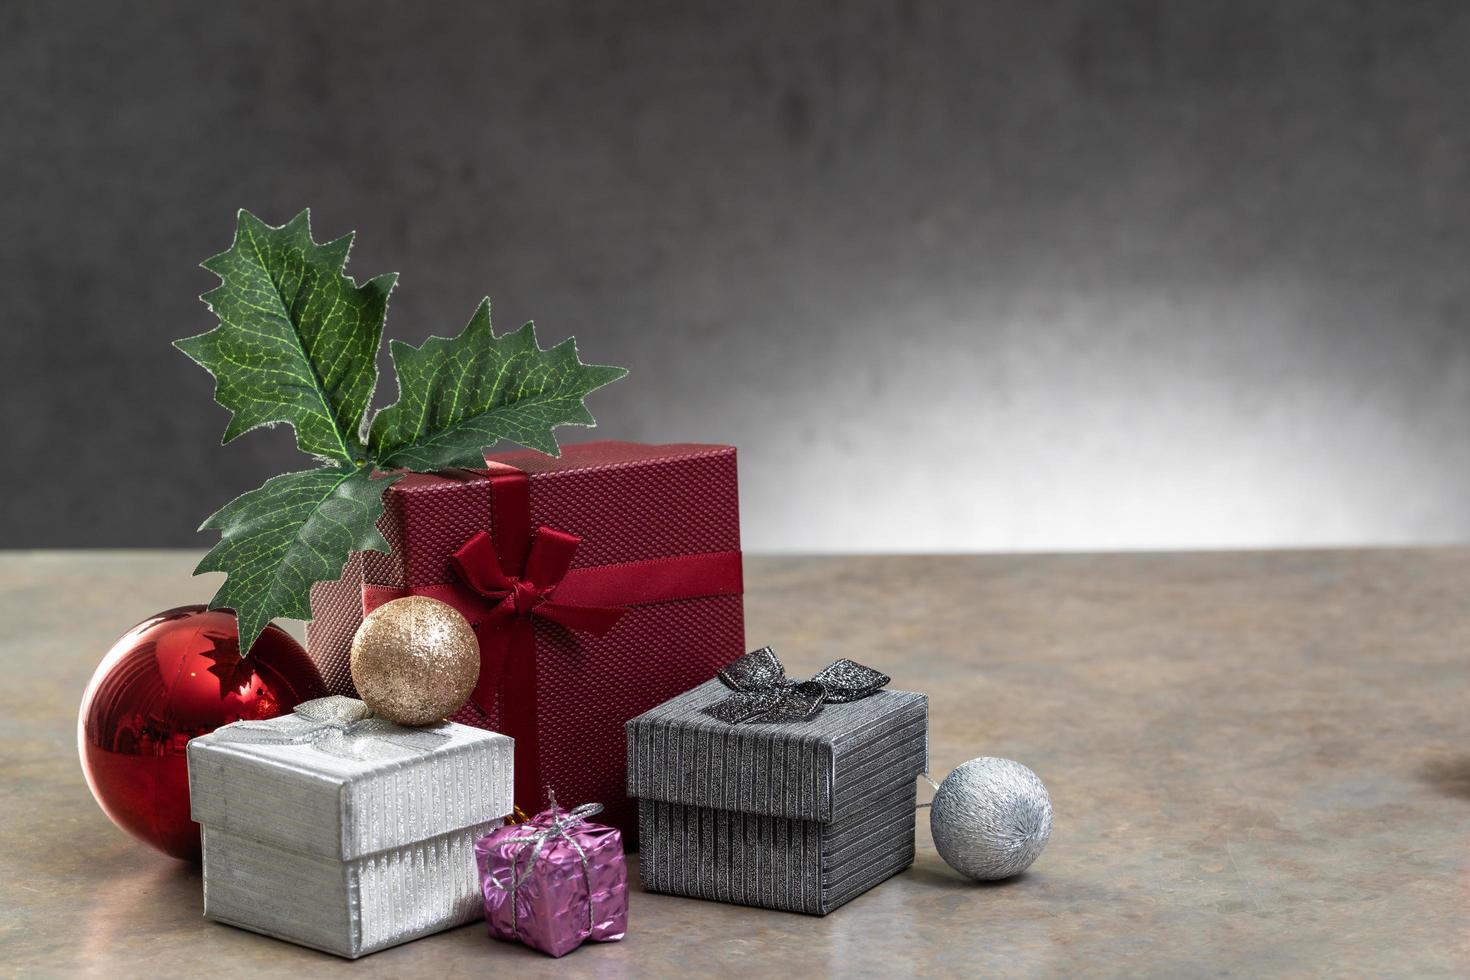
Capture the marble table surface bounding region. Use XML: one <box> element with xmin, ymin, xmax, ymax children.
<box><xmin>2</xmin><ymin>549</ymin><xmax>1467</xmax><ymax>977</ymax></box>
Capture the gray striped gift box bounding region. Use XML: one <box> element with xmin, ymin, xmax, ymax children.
<box><xmin>188</xmin><ymin>697</ymin><xmax>514</xmax><ymax>958</ymax></box>
<box><xmin>626</xmin><ymin>678</ymin><xmax>928</xmax><ymax>914</ymax></box>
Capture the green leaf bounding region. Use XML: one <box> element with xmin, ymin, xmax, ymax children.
<box><xmin>175</xmin><ymin>209</ymin><xmax>396</xmax><ymax>464</ymax></box>
<box><xmin>195</xmin><ymin>466</ymin><xmax>401</xmax><ymax>653</ymax></box>
<box><xmin>368</xmin><ymin>300</ymin><xmax>627</xmax><ymax>470</ymax></box>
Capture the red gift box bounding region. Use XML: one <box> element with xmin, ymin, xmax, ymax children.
<box><xmin>307</xmin><ymin>442</ymin><xmax>744</xmax><ymax>843</ymax></box>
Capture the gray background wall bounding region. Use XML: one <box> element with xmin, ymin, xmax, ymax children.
<box><xmin>5</xmin><ymin>1</ymin><xmax>1470</xmax><ymax>553</ymax></box>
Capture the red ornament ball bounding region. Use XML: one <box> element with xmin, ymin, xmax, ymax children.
<box><xmin>77</xmin><ymin>605</ymin><xmax>326</xmax><ymax>860</ymax></box>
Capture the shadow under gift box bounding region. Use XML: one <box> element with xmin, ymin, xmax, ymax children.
<box><xmin>307</xmin><ymin>442</ymin><xmax>745</xmax><ymax>845</ymax></box>
<box><xmin>627</xmin><ymin>680</ymin><xmax>929</xmax><ymax>915</ymax></box>
<box><xmin>187</xmin><ymin>698</ymin><xmax>515</xmax><ymax>958</ymax></box>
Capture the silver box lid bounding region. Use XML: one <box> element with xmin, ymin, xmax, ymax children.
<box><xmin>188</xmin><ymin>696</ymin><xmax>514</xmax><ymax>861</ymax></box>
<box><xmin>626</xmin><ymin>679</ymin><xmax>927</xmax><ymax>823</ymax></box>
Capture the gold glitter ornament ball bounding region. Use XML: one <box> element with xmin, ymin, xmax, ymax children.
<box><xmin>349</xmin><ymin>596</ymin><xmax>480</xmax><ymax>726</ymax></box>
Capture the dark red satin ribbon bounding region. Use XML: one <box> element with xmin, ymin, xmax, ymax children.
<box><xmin>448</xmin><ymin>526</ymin><xmax>628</xmax><ymax>707</ymax></box>
<box><xmin>361</xmin><ymin>461</ymin><xmax>742</xmax><ymax>812</ymax></box>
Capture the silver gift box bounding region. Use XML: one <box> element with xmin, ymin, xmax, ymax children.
<box><xmin>187</xmin><ymin>696</ymin><xmax>514</xmax><ymax>958</ymax></box>
<box><xmin>627</xmin><ymin>678</ymin><xmax>927</xmax><ymax>915</ymax></box>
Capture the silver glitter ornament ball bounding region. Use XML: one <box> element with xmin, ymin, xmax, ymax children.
<box><xmin>930</xmin><ymin>757</ymin><xmax>1052</xmax><ymax>880</ymax></box>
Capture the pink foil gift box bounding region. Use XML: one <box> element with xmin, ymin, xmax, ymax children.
<box><xmin>475</xmin><ymin>799</ymin><xmax>628</xmax><ymax>958</ymax></box>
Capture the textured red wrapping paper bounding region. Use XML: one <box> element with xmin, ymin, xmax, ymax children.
<box><xmin>307</xmin><ymin>442</ymin><xmax>744</xmax><ymax>843</ymax></box>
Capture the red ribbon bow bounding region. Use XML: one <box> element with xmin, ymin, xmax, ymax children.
<box><xmin>449</xmin><ymin>527</ymin><xmax>627</xmax><ymax>712</ymax></box>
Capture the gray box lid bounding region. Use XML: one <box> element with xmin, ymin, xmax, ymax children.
<box><xmin>626</xmin><ymin>678</ymin><xmax>927</xmax><ymax>824</ymax></box>
<box><xmin>188</xmin><ymin>697</ymin><xmax>514</xmax><ymax>861</ymax></box>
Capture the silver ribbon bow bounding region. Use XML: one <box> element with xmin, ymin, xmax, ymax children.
<box><xmin>485</xmin><ymin>791</ymin><xmax>604</xmax><ymax>938</ymax></box>
<box><xmin>210</xmin><ymin>695</ymin><xmax>449</xmax><ymax>761</ymax></box>
<box><xmin>703</xmin><ymin>646</ymin><xmax>891</xmax><ymax>724</ymax></box>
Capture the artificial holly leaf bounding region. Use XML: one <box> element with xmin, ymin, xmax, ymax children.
<box><xmin>194</xmin><ymin>465</ymin><xmax>402</xmax><ymax>653</ymax></box>
<box><xmin>368</xmin><ymin>300</ymin><xmax>627</xmax><ymax>470</ymax></box>
<box><xmin>175</xmin><ymin>209</ymin><xmax>396</xmax><ymax>465</ymax></box>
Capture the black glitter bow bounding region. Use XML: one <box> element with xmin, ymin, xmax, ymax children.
<box><xmin>703</xmin><ymin>646</ymin><xmax>891</xmax><ymax>724</ymax></box>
